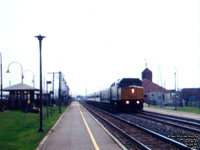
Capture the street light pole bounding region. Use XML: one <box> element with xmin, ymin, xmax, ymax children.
<box><xmin>174</xmin><ymin>68</ymin><xmax>177</xmax><ymax>110</ymax></box>
<box><xmin>48</xmin><ymin>72</ymin><xmax>55</xmax><ymax>100</ymax></box>
<box><xmin>46</xmin><ymin>81</ymin><xmax>52</xmax><ymax>118</ymax></box>
<box><xmin>48</xmin><ymin>71</ymin><xmax>63</xmax><ymax>113</ymax></box>
<box><xmin>6</xmin><ymin>61</ymin><xmax>24</xmax><ymax>83</ymax></box>
<box><xmin>59</xmin><ymin>71</ymin><xmax>62</xmax><ymax>114</ymax></box>
<box><xmin>148</xmin><ymin>82</ymin><xmax>150</xmax><ymax>107</ymax></box>
<box><xmin>35</xmin><ymin>34</ymin><xmax>46</xmax><ymax>132</ymax></box>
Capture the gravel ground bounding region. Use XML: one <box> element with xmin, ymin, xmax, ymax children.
<box><xmin>117</xmin><ymin>113</ymin><xmax>200</xmax><ymax>149</ymax></box>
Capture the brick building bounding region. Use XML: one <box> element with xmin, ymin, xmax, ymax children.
<box><xmin>180</xmin><ymin>88</ymin><xmax>200</xmax><ymax>107</ymax></box>
<box><xmin>142</xmin><ymin>67</ymin><xmax>170</xmax><ymax>106</ymax></box>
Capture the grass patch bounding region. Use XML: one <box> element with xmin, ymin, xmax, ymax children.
<box><xmin>176</xmin><ymin>107</ymin><xmax>200</xmax><ymax>114</ymax></box>
<box><xmin>0</xmin><ymin>106</ymin><xmax>67</xmax><ymax>150</ymax></box>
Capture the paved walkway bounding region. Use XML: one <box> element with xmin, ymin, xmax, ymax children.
<box><xmin>37</xmin><ymin>101</ymin><xmax>123</xmax><ymax>150</ymax></box>
<box><xmin>144</xmin><ymin>105</ymin><xmax>200</xmax><ymax>120</ymax></box>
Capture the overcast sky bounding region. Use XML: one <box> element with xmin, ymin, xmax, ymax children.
<box><xmin>0</xmin><ymin>0</ymin><xmax>200</xmax><ymax>95</ymax></box>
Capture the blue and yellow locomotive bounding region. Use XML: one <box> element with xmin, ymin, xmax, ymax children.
<box><xmin>86</xmin><ymin>78</ymin><xmax>144</xmax><ymax>112</ymax></box>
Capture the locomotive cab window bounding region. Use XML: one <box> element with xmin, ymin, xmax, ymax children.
<box><xmin>119</xmin><ymin>78</ymin><xmax>142</xmax><ymax>88</ymax></box>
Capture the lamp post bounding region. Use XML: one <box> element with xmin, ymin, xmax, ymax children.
<box><xmin>174</xmin><ymin>68</ymin><xmax>177</xmax><ymax>110</ymax></box>
<box><xmin>46</xmin><ymin>81</ymin><xmax>52</xmax><ymax>118</ymax></box>
<box><xmin>0</xmin><ymin>53</ymin><xmax>2</xmax><ymax>111</ymax></box>
<box><xmin>48</xmin><ymin>71</ymin><xmax>63</xmax><ymax>113</ymax></box>
<box><xmin>63</xmin><ymin>80</ymin><xmax>67</xmax><ymax>105</ymax></box>
<box><xmin>58</xmin><ymin>71</ymin><xmax>62</xmax><ymax>114</ymax></box>
<box><xmin>148</xmin><ymin>82</ymin><xmax>150</xmax><ymax>107</ymax></box>
<box><xmin>35</xmin><ymin>34</ymin><xmax>46</xmax><ymax>132</ymax></box>
<box><xmin>6</xmin><ymin>61</ymin><xmax>24</xmax><ymax>83</ymax></box>
<box><xmin>24</xmin><ymin>70</ymin><xmax>35</xmax><ymax>87</ymax></box>
<box><xmin>48</xmin><ymin>72</ymin><xmax>55</xmax><ymax>101</ymax></box>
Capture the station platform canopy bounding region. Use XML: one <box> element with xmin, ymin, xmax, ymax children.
<box><xmin>3</xmin><ymin>83</ymin><xmax>39</xmax><ymax>92</ymax></box>
<box><xmin>3</xmin><ymin>83</ymin><xmax>40</xmax><ymax>110</ymax></box>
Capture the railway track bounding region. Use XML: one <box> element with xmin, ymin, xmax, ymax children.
<box><xmin>117</xmin><ymin>112</ymin><xmax>200</xmax><ymax>150</ymax></box>
<box><xmin>142</xmin><ymin>111</ymin><xmax>200</xmax><ymax>124</ymax></box>
<box><xmin>139</xmin><ymin>111</ymin><xmax>200</xmax><ymax>132</ymax></box>
<box><xmin>141</xmin><ymin>111</ymin><xmax>200</xmax><ymax>125</ymax></box>
<box><xmin>82</xmin><ymin>103</ymin><xmax>191</xmax><ymax>150</ymax></box>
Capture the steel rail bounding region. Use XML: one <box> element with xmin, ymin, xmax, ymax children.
<box><xmin>82</xmin><ymin>103</ymin><xmax>191</xmax><ymax>150</ymax></box>
<box><xmin>141</xmin><ymin>112</ymin><xmax>200</xmax><ymax>127</ymax></box>
<box><xmin>137</xmin><ymin>114</ymin><xmax>200</xmax><ymax>134</ymax></box>
<box><xmin>82</xmin><ymin>102</ymin><xmax>191</xmax><ymax>150</ymax></box>
<box><xmin>111</xmin><ymin>115</ymin><xmax>191</xmax><ymax>150</ymax></box>
<box><xmin>82</xmin><ymin>103</ymin><xmax>151</xmax><ymax>150</ymax></box>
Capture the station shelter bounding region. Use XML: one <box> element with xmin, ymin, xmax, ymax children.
<box><xmin>3</xmin><ymin>83</ymin><xmax>39</xmax><ymax>110</ymax></box>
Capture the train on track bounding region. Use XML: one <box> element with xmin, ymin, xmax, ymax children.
<box><xmin>86</xmin><ymin>78</ymin><xmax>144</xmax><ymax>112</ymax></box>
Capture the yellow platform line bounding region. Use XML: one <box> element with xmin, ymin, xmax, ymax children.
<box><xmin>78</xmin><ymin>105</ymin><xmax>100</xmax><ymax>150</ymax></box>
<box><xmin>87</xmin><ymin>110</ymin><xmax>128</xmax><ymax>150</ymax></box>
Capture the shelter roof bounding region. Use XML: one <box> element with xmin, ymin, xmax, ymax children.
<box><xmin>142</xmin><ymin>79</ymin><xmax>168</xmax><ymax>93</ymax></box>
<box><xmin>3</xmin><ymin>83</ymin><xmax>39</xmax><ymax>91</ymax></box>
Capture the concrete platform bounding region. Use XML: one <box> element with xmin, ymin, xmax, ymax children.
<box><xmin>37</xmin><ymin>101</ymin><xmax>123</xmax><ymax>150</ymax></box>
<box><xmin>144</xmin><ymin>104</ymin><xmax>200</xmax><ymax>121</ymax></box>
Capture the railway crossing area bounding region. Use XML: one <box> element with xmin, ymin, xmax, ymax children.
<box><xmin>37</xmin><ymin>101</ymin><xmax>123</xmax><ymax>150</ymax></box>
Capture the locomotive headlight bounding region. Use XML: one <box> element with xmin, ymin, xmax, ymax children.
<box><xmin>136</xmin><ymin>100</ymin><xmax>140</xmax><ymax>104</ymax></box>
<box><xmin>125</xmin><ymin>100</ymin><xmax>130</xmax><ymax>105</ymax></box>
<box><xmin>131</xmin><ymin>88</ymin><xmax>135</xmax><ymax>94</ymax></box>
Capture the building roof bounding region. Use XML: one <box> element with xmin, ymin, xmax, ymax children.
<box><xmin>142</xmin><ymin>67</ymin><xmax>152</xmax><ymax>81</ymax></box>
<box><xmin>3</xmin><ymin>83</ymin><xmax>39</xmax><ymax>91</ymax></box>
<box><xmin>142</xmin><ymin>68</ymin><xmax>152</xmax><ymax>74</ymax></box>
<box><xmin>142</xmin><ymin>79</ymin><xmax>168</xmax><ymax>93</ymax></box>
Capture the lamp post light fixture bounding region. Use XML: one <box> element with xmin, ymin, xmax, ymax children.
<box><xmin>24</xmin><ymin>70</ymin><xmax>35</xmax><ymax>87</ymax></box>
<box><xmin>35</xmin><ymin>34</ymin><xmax>46</xmax><ymax>132</ymax></box>
<box><xmin>6</xmin><ymin>61</ymin><xmax>24</xmax><ymax>83</ymax></box>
